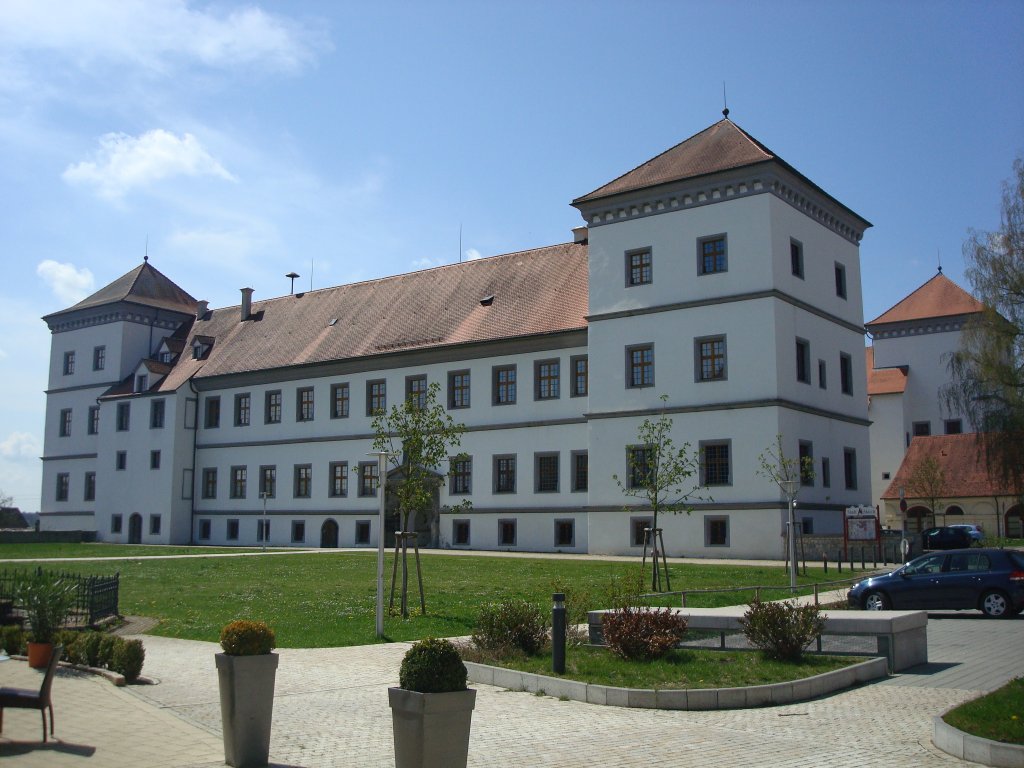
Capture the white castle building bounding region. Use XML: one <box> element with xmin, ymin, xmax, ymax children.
<box><xmin>38</xmin><ymin>116</ymin><xmax>874</xmax><ymax>558</ymax></box>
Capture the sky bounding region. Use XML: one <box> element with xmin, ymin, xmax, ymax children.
<box><xmin>0</xmin><ymin>0</ymin><xmax>1021</xmax><ymax>514</ymax></box>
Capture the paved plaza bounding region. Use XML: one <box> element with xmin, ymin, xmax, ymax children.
<box><xmin>1</xmin><ymin>609</ymin><xmax>1021</xmax><ymax>767</ymax></box>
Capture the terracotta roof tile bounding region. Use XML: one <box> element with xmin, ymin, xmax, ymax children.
<box><xmin>44</xmin><ymin>261</ymin><xmax>198</xmax><ymax>321</ymax></box>
<box><xmin>881</xmin><ymin>434</ymin><xmax>1016</xmax><ymax>499</ymax></box>
<box><xmin>867</xmin><ymin>273</ymin><xmax>984</xmax><ymax>326</ymax></box>
<box><xmin>865</xmin><ymin>346</ymin><xmax>907</xmax><ymax>395</ymax></box>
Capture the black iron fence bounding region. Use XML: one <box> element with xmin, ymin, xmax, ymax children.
<box><xmin>0</xmin><ymin>566</ymin><xmax>119</xmax><ymax>628</ymax></box>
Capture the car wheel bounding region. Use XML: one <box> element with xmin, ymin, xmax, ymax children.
<box><xmin>863</xmin><ymin>591</ymin><xmax>889</xmax><ymax>611</ymax></box>
<box><xmin>980</xmin><ymin>590</ymin><xmax>1011</xmax><ymax>618</ymax></box>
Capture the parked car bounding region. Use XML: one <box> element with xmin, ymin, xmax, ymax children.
<box><xmin>949</xmin><ymin>523</ymin><xmax>985</xmax><ymax>542</ymax></box>
<box><xmin>847</xmin><ymin>548</ymin><xmax>1024</xmax><ymax>617</ymax></box>
<box><xmin>919</xmin><ymin>526</ymin><xmax>973</xmax><ymax>550</ymax></box>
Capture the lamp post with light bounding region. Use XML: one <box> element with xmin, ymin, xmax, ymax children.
<box><xmin>779</xmin><ymin>478</ymin><xmax>800</xmax><ymax>592</ymax></box>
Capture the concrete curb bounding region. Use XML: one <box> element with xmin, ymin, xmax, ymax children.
<box><xmin>465</xmin><ymin>655</ymin><xmax>888</xmax><ymax>710</ymax></box>
<box><xmin>8</xmin><ymin>653</ymin><xmax>133</xmax><ymax>686</ymax></box>
<box><xmin>933</xmin><ymin>716</ymin><xmax>1024</xmax><ymax>768</ymax></box>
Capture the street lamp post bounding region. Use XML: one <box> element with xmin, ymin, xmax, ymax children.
<box><xmin>260</xmin><ymin>491</ymin><xmax>269</xmax><ymax>553</ymax></box>
<box><xmin>779</xmin><ymin>479</ymin><xmax>800</xmax><ymax>592</ymax></box>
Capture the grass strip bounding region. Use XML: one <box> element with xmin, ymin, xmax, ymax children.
<box><xmin>943</xmin><ymin>677</ymin><xmax>1024</xmax><ymax>745</ymax></box>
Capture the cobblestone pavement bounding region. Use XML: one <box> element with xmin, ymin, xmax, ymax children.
<box><xmin>2</xmin><ymin>611</ymin><xmax>1021</xmax><ymax>767</ymax></box>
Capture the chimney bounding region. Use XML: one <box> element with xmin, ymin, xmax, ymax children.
<box><xmin>240</xmin><ymin>288</ymin><xmax>254</xmax><ymax>321</ymax></box>
<box><xmin>196</xmin><ymin>300</ymin><xmax>209</xmax><ymax>320</ymax></box>
<box><xmin>572</xmin><ymin>225</ymin><xmax>588</xmax><ymax>244</ymax></box>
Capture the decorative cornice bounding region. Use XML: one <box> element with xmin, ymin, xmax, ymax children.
<box><xmin>44</xmin><ymin>302</ymin><xmax>189</xmax><ymax>334</ymax></box>
<box><xmin>867</xmin><ymin>315</ymin><xmax>971</xmax><ymax>340</ymax></box>
<box><xmin>589</xmin><ymin>398</ymin><xmax>870</xmax><ymax>427</ymax></box>
<box><xmin>41</xmin><ymin>453</ymin><xmax>98</xmax><ymax>462</ymax></box>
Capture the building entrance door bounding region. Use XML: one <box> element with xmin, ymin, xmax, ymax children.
<box><xmin>320</xmin><ymin>519</ymin><xmax>339</xmax><ymax>548</ymax></box>
<box><xmin>128</xmin><ymin>513</ymin><xmax>143</xmax><ymax>544</ymax></box>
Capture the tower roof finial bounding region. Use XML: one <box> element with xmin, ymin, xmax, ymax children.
<box><xmin>722</xmin><ymin>82</ymin><xmax>729</xmax><ymax>118</ymax></box>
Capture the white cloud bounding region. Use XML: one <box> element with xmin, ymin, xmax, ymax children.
<box><xmin>36</xmin><ymin>260</ymin><xmax>95</xmax><ymax>304</ymax></box>
<box><xmin>63</xmin><ymin>129</ymin><xmax>236</xmax><ymax>200</ymax></box>
<box><xmin>465</xmin><ymin>248</ymin><xmax>484</xmax><ymax>261</ymax></box>
<box><xmin>0</xmin><ymin>0</ymin><xmax>322</xmax><ymax>75</ymax></box>
<box><xmin>0</xmin><ymin>432</ymin><xmax>40</xmax><ymax>460</ymax></box>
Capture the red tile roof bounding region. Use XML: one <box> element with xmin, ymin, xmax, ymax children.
<box><xmin>881</xmin><ymin>434</ymin><xmax>1016</xmax><ymax>499</ymax></box>
<box><xmin>180</xmin><ymin>242</ymin><xmax>588</xmax><ymax>380</ymax></box>
<box><xmin>865</xmin><ymin>346</ymin><xmax>907</xmax><ymax>395</ymax></box>
<box><xmin>867</xmin><ymin>272</ymin><xmax>984</xmax><ymax>326</ymax></box>
<box><xmin>43</xmin><ymin>261</ymin><xmax>198</xmax><ymax>321</ymax></box>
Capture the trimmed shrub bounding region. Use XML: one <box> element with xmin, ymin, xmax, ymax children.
<box><xmin>399</xmin><ymin>637</ymin><xmax>467</xmax><ymax>693</ymax></box>
<box><xmin>472</xmin><ymin>599</ymin><xmax>548</xmax><ymax>656</ymax></box>
<box><xmin>81</xmin><ymin>631</ymin><xmax>103</xmax><ymax>667</ymax></box>
<box><xmin>111</xmin><ymin>638</ymin><xmax>145</xmax><ymax>681</ymax></box>
<box><xmin>739</xmin><ymin>599</ymin><xmax>825</xmax><ymax>661</ymax></box>
<box><xmin>602</xmin><ymin>606</ymin><xmax>688</xmax><ymax>661</ymax></box>
<box><xmin>97</xmin><ymin>634</ymin><xmax>118</xmax><ymax>667</ymax></box>
<box><xmin>57</xmin><ymin>629</ymin><xmax>85</xmax><ymax>664</ymax></box>
<box><xmin>220</xmin><ymin>620</ymin><xmax>276</xmax><ymax>656</ymax></box>
<box><xmin>2</xmin><ymin>625</ymin><xmax>26</xmax><ymax>655</ymax></box>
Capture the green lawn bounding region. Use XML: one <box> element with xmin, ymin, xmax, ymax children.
<box><xmin>943</xmin><ymin>677</ymin><xmax>1024</xmax><ymax>745</ymax></box>
<box><xmin>0</xmin><ymin>543</ymin><xmax>853</xmax><ymax>648</ymax></box>
<box><xmin>0</xmin><ymin>542</ymin><xmax>266</xmax><ymax>559</ymax></box>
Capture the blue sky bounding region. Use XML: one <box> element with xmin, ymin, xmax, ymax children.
<box><xmin>1</xmin><ymin>0</ymin><xmax>1021</xmax><ymax>513</ymax></box>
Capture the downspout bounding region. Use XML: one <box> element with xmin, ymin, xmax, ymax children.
<box><xmin>188</xmin><ymin>376</ymin><xmax>199</xmax><ymax>546</ymax></box>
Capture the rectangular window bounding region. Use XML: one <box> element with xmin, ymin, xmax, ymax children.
<box><xmin>453</xmin><ymin>519</ymin><xmax>471</xmax><ymax>546</ymax></box>
<box><xmin>231</xmin><ymin>466</ymin><xmax>247</xmax><ymax>499</ymax></box>
<box><xmin>626</xmin><ymin>248</ymin><xmax>652</xmax><ymax>286</ymax></box>
<box><xmin>796</xmin><ymin>338</ymin><xmax>811</xmax><ymax>384</ymax></box>
<box><xmin>627</xmin><ymin>344</ymin><xmax>654</xmax><ymax>388</ymax></box>
<box><xmin>63</xmin><ymin>350</ymin><xmax>75</xmax><ymax>375</ymax></box>
<box><xmin>256</xmin><ymin>519</ymin><xmax>271</xmax><ymax>543</ymax></box>
<box><xmin>835</xmin><ymin>263</ymin><xmax>847</xmax><ymax>299</ymax></box>
<box><xmin>135</xmin><ymin>374</ymin><xmax>148</xmax><ymax>393</ymax></box>
<box><xmin>265</xmin><ymin>390</ymin><xmax>282</xmax><ymax>424</ymax></box>
<box><xmin>150</xmin><ymin>515</ymin><xmax>161</xmax><ymax>535</ymax></box>
<box><xmin>150</xmin><ymin>399</ymin><xmax>165</xmax><ymax>429</ymax></box>
<box><xmin>93</xmin><ymin>346</ymin><xmax>105</xmax><ymax>371</ymax></box>
<box><xmin>367</xmin><ymin>380</ymin><xmax>386</xmax><ymax>415</ymax></box>
<box><xmin>111</xmin><ymin>514</ymin><xmax>123</xmax><ymax>534</ymax></box>
<box><xmin>535</xmin><ymin>452</ymin><xmax>559</xmax><ymax>492</ymax></box>
<box><xmin>259</xmin><ymin>465</ymin><xmax>276</xmax><ymax>498</ymax></box>
<box><xmin>116</xmin><ymin>402</ymin><xmax>131</xmax><ymax>431</ymax></box>
<box><xmin>570</xmin><ymin>356</ymin><xmax>588</xmax><ymax>397</ymax></box>
<box><xmin>701</xmin><ymin>441</ymin><xmax>731</xmax><ymax>486</ymax></box>
<box><xmin>291</xmin><ymin>520</ymin><xmax>306</xmax><ymax>543</ymax></box>
<box><xmin>234</xmin><ymin>393</ymin><xmax>251</xmax><ymax>426</ymax></box>
<box><xmin>331</xmin><ymin>383</ymin><xmax>350</xmax><ymax>419</ymax></box>
<box><xmin>88</xmin><ymin>405</ymin><xmax>99</xmax><ymax>435</ymax></box>
<box><xmin>818</xmin><ymin>360</ymin><xmax>827</xmax><ymax>390</ymax></box>
<box><xmin>628</xmin><ymin>446</ymin><xmax>652</xmax><ymax>489</ymax></box>
<box><xmin>450</xmin><ymin>457</ymin><xmax>472</xmax><ymax>495</ymax></box>
<box><xmin>59</xmin><ymin>408</ymin><xmax>72</xmax><ymax>437</ymax></box>
<box><xmin>698</xmin><ymin>235</ymin><xmax>727</xmax><ymax>275</ymax></box>
<box><xmin>554</xmin><ymin>519</ymin><xmax>575</xmax><ymax>548</ymax></box>
<box><xmin>840</xmin><ymin>352</ymin><xmax>853</xmax><ymax>395</ymax></box>
<box><xmin>448</xmin><ymin>370</ymin><xmax>470</xmax><ymax>409</ymax></box>
<box><xmin>199</xmin><ymin>519</ymin><xmax>211</xmax><ymax>540</ymax></box>
<box><xmin>494</xmin><ymin>455</ymin><xmax>516</xmax><ymax>493</ymax></box>
<box><xmin>115</xmin><ymin>450</ymin><xmax>127</xmax><ymax>470</ymax></box>
<box><xmin>912</xmin><ymin>421</ymin><xmax>931</xmax><ymax>437</ymax></box>
<box><xmin>150</xmin><ymin>450</ymin><xmax>161</xmax><ymax>470</ymax></box>
<box><xmin>801</xmin><ymin>517</ymin><xmax>814</xmax><ymax>535</ymax></box>
<box><xmin>406</xmin><ymin>375</ymin><xmax>428</xmax><ymax>408</ymax></box>
<box><xmin>535</xmin><ymin>359</ymin><xmax>560</xmax><ymax>400</ymax></box>
<box><xmin>358</xmin><ymin>462</ymin><xmax>379</xmax><ymax>497</ymax></box>
<box><xmin>631</xmin><ymin>517</ymin><xmax>653</xmax><ymax>547</ymax></box>
<box><xmin>355</xmin><ymin>520</ymin><xmax>371</xmax><ymax>545</ymax></box>
<box><xmin>294</xmin><ymin>464</ymin><xmax>312</xmax><ymax>498</ymax></box>
<box><xmin>843</xmin><ymin>448</ymin><xmax>857</xmax><ymax>490</ymax></box>
<box><xmin>84</xmin><ymin>471</ymin><xmax>96</xmax><ymax>501</ymax></box>
<box><xmin>944</xmin><ymin>419</ymin><xmax>963</xmax><ymax>435</ymax></box>
<box><xmin>493</xmin><ymin>366</ymin><xmax>517</xmax><ymax>405</ymax></box>
<box><xmin>498</xmin><ymin>519</ymin><xmax>517</xmax><ymax>546</ymax></box>
<box><xmin>226</xmin><ymin>519</ymin><xmax>239</xmax><ymax>541</ymax></box>
<box><xmin>329</xmin><ymin>462</ymin><xmax>349</xmax><ymax>497</ymax></box>
<box><xmin>296</xmin><ymin>387</ymin><xmax>314</xmax><ymax>422</ymax></box>
<box><xmin>571</xmin><ymin>451</ymin><xmax>588</xmax><ymax>492</ymax></box>
<box><xmin>204</xmin><ymin>397</ymin><xmax>220</xmax><ymax>429</ymax></box>
<box><xmin>798</xmin><ymin>441</ymin><xmax>814</xmax><ymax>486</ymax></box>
<box><xmin>821</xmin><ymin>457</ymin><xmax>831</xmax><ymax>488</ymax></box>
<box><xmin>790</xmin><ymin>239</ymin><xmax>804</xmax><ymax>279</ymax></box>
<box><xmin>55</xmin><ymin>472</ymin><xmax>69</xmax><ymax>501</ymax></box>
<box><xmin>202</xmin><ymin>468</ymin><xmax>217</xmax><ymax>499</ymax></box>
<box><xmin>705</xmin><ymin>516</ymin><xmax>729</xmax><ymax>547</ymax></box>
<box><xmin>696</xmin><ymin>336</ymin><xmax>727</xmax><ymax>382</ymax></box>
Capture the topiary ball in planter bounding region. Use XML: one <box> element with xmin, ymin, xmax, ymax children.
<box><xmin>399</xmin><ymin>637</ymin><xmax>467</xmax><ymax>693</ymax></box>
<box><xmin>220</xmin><ymin>620</ymin><xmax>276</xmax><ymax>656</ymax></box>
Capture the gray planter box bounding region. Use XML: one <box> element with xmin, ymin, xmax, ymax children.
<box><xmin>388</xmin><ymin>687</ymin><xmax>476</xmax><ymax>768</ymax></box>
<box><xmin>216</xmin><ymin>653</ymin><xmax>279</xmax><ymax>768</ymax></box>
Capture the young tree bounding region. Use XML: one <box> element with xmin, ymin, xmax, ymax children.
<box><xmin>613</xmin><ymin>396</ymin><xmax>709</xmax><ymax>591</ymax></box>
<box><xmin>757</xmin><ymin>435</ymin><xmax>815</xmax><ymax>589</ymax></box>
<box><xmin>371</xmin><ymin>382</ymin><xmax>469</xmax><ymax>618</ymax></box>
<box><xmin>944</xmin><ymin>156</ymin><xmax>1024</xmax><ymax>499</ymax></box>
<box><xmin>905</xmin><ymin>455</ymin><xmax>946</xmax><ymax>519</ymax></box>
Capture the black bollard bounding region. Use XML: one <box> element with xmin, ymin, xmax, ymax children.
<box><xmin>552</xmin><ymin>593</ymin><xmax>566</xmax><ymax>675</ymax></box>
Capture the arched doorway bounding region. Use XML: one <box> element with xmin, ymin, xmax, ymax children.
<box><xmin>128</xmin><ymin>513</ymin><xmax>143</xmax><ymax>544</ymax></box>
<box><xmin>1006</xmin><ymin>505</ymin><xmax>1024</xmax><ymax>539</ymax></box>
<box><xmin>905</xmin><ymin>506</ymin><xmax>933</xmax><ymax>533</ymax></box>
<box><xmin>320</xmin><ymin>519</ymin><xmax>339</xmax><ymax>548</ymax></box>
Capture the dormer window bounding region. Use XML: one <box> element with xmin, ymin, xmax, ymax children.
<box><xmin>159</xmin><ymin>351</ymin><xmax>173</xmax><ymax>363</ymax></box>
<box><xmin>135</xmin><ymin>374</ymin><xmax>148</xmax><ymax>393</ymax></box>
<box><xmin>192</xmin><ymin>336</ymin><xmax>214</xmax><ymax>360</ymax></box>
